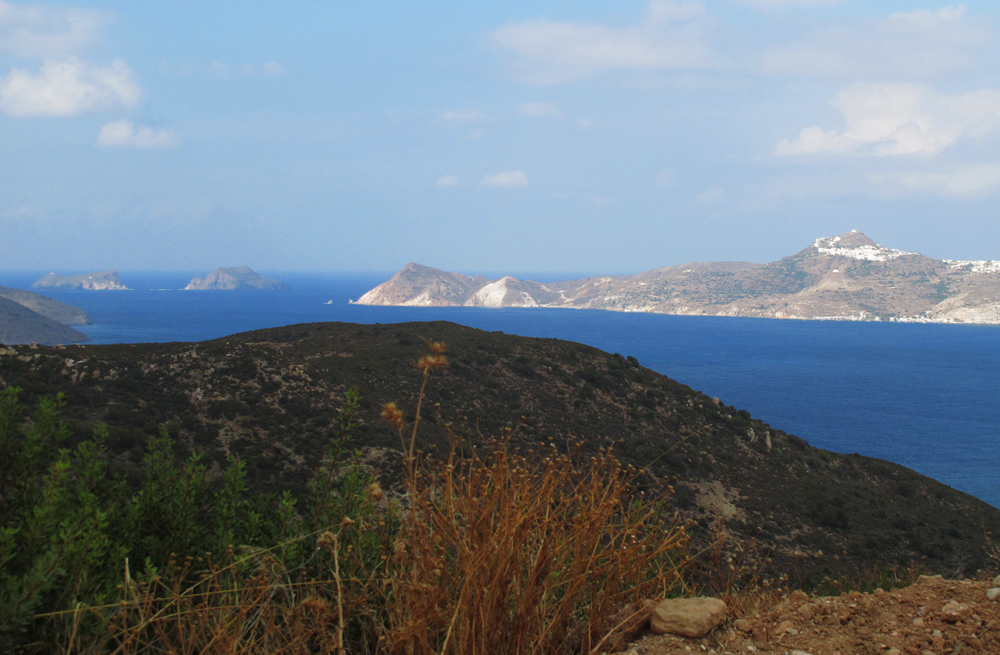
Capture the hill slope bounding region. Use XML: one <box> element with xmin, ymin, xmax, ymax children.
<box><xmin>0</xmin><ymin>296</ymin><xmax>91</xmax><ymax>344</ymax></box>
<box><xmin>358</xmin><ymin>231</ymin><xmax>1000</xmax><ymax>323</ymax></box>
<box><xmin>2</xmin><ymin>321</ymin><xmax>997</xmax><ymax>580</ymax></box>
<box><xmin>0</xmin><ymin>286</ymin><xmax>93</xmax><ymax>325</ymax></box>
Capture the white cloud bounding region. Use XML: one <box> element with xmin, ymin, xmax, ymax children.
<box><xmin>576</xmin><ymin>118</ymin><xmax>593</xmax><ymax>129</ymax></box>
<box><xmin>205</xmin><ymin>61</ymin><xmax>286</xmax><ymax>79</ymax></box>
<box><xmin>655</xmin><ymin>169</ymin><xmax>675</xmax><ymax>187</ymax></box>
<box><xmin>736</xmin><ymin>0</ymin><xmax>840</xmax><ymax>9</ymax></box>
<box><xmin>162</xmin><ymin>61</ymin><xmax>287</xmax><ymax>79</ymax></box>
<box><xmin>759</xmin><ymin>5</ymin><xmax>989</xmax><ymax>79</ymax></box>
<box><xmin>480</xmin><ymin>170</ymin><xmax>528</xmax><ymax>188</ymax></box>
<box><xmin>518</xmin><ymin>102</ymin><xmax>564</xmax><ymax>118</ymax></box>
<box><xmin>262</xmin><ymin>61</ymin><xmax>285</xmax><ymax>77</ymax></box>
<box><xmin>765</xmin><ymin>165</ymin><xmax>1000</xmax><ymax>200</ymax></box>
<box><xmin>881</xmin><ymin>165</ymin><xmax>1000</xmax><ymax>199</ymax></box>
<box><xmin>491</xmin><ymin>1</ymin><xmax>713</xmax><ymax>84</ymax></box>
<box><xmin>0</xmin><ymin>0</ymin><xmax>102</xmax><ymax>57</ymax></box>
<box><xmin>0</xmin><ymin>204</ymin><xmax>44</xmax><ymax>219</ymax></box>
<box><xmin>209</xmin><ymin>62</ymin><xmax>240</xmax><ymax>79</ymax></box>
<box><xmin>775</xmin><ymin>83</ymin><xmax>1000</xmax><ymax>157</ymax></box>
<box><xmin>436</xmin><ymin>174</ymin><xmax>458</xmax><ymax>187</ymax></box>
<box><xmin>441</xmin><ymin>110</ymin><xmax>484</xmax><ymax>122</ymax></box>
<box><xmin>0</xmin><ymin>57</ymin><xmax>140</xmax><ymax>116</ymax></box>
<box><xmin>696</xmin><ymin>185</ymin><xmax>726</xmax><ymax>204</ymax></box>
<box><xmin>96</xmin><ymin>119</ymin><xmax>176</xmax><ymax>148</ymax></box>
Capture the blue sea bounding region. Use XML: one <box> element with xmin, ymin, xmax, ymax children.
<box><xmin>4</xmin><ymin>271</ymin><xmax>999</xmax><ymax>509</ymax></box>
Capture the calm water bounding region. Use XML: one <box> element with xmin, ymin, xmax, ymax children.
<box><xmin>5</xmin><ymin>271</ymin><xmax>999</xmax><ymax>508</ymax></box>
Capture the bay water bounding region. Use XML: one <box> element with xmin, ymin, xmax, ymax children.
<box><xmin>5</xmin><ymin>271</ymin><xmax>999</xmax><ymax>509</ymax></box>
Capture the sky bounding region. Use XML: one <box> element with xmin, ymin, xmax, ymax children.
<box><xmin>3</xmin><ymin>0</ymin><xmax>1000</xmax><ymax>275</ymax></box>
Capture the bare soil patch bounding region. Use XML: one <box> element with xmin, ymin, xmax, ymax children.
<box><xmin>616</xmin><ymin>576</ymin><xmax>1000</xmax><ymax>655</ymax></box>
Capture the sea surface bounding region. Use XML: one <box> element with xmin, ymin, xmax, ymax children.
<box><xmin>5</xmin><ymin>271</ymin><xmax>1000</xmax><ymax>509</ymax></box>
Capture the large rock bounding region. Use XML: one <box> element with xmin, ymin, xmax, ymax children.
<box><xmin>650</xmin><ymin>597</ymin><xmax>727</xmax><ymax>638</ymax></box>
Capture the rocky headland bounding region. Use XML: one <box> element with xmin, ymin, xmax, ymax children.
<box><xmin>358</xmin><ymin>231</ymin><xmax>1000</xmax><ymax>323</ymax></box>
<box><xmin>184</xmin><ymin>266</ymin><xmax>290</xmax><ymax>290</ymax></box>
<box><xmin>32</xmin><ymin>270</ymin><xmax>129</xmax><ymax>291</ymax></box>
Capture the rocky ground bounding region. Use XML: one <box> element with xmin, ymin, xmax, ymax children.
<box><xmin>614</xmin><ymin>575</ymin><xmax>1000</xmax><ymax>655</ymax></box>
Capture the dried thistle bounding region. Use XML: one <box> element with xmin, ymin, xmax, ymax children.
<box><xmin>382</xmin><ymin>402</ymin><xmax>404</xmax><ymax>431</ymax></box>
<box><xmin>416</xmin><ymin>354</ymin><xmax>448</xmax><ymax>372</ymax></box>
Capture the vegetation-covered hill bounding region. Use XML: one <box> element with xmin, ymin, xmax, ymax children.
<box><xmin>0</xmin><ymin>296</ymin><xmax>91</xmax><ymax>345</ymax></box>
<box><xmin>0</xmin><ymin>285</ymin><xmax>93</xmax><ymax>325</ymax></box>
<box><xmin>2</xmin><ymin>320</ymin><xmax>997</xmax><ymax>581</ymax></box>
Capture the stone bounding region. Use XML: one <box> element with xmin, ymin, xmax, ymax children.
<box><xmin>796</xmin><ymin>603</ymin><xmax>816</xmax><ymax>621</ymax></box>
<box><xmin>789</xmin><ymin>590</ymin><xmax>810</xmax><ymax>603</ymax></box>
<box><xmin>789</xmin><ymin>651</ymin><xmax>814</xmax><ymax>655</ymax></box>
<box><xmin>993</xmin><ymin>575</ymin><xmax>1000</xmax><ymax>586</ymax></box>
<box><xmin>939</xmin><ymin>601</ymin><xmax>973</xmax><ymax>623</ymax></box>
<box><xmin>886</xmin><ymin>650</ymin><xmax>902</xmax><ymax>655</ymax></box>
<box><xmin>987</xmin><ymin>588</ymin><xmax>1000</xmax><ymax>601</ymax></box>
<box><xmin>734</xmin><ymin>619</ymin><xmax>752</xmax><ymax>633</ymax></box>
<box><xmin>649</xmin><ymin>597</ymin><xmax>727</xmax><ymax>638</ymax></box>
<box><xmin>775</xmin><ymin>620</ymin><xmax>796</xmax><ymax>635</ymax></box>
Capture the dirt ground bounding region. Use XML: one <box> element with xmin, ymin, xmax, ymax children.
<box><xmin>615</xmin><ymin>575</ymin><xmax>1000</xmax><ymax>655</ymax></box>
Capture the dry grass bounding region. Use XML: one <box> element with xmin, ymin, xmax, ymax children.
<box><xmin>102</xmin><ymin>550</ymin><xmax>340</xmax><ymax>654</ymax></box>
<box><xmin>70</xmin><ymin>531</ymin><xmax>385</xmax><ymax>655</ymax></box>
<box><xmin>382</xmin><ymin>342</ymin><xmax>690</xmax><ymax>655</ymax></box>
<box><xmin>384</xmin><ymin>437</ymin><xmax>690</xmax><ymax>655</ymax></box>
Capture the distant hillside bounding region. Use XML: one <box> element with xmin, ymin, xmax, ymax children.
<box><xmin>358</xmin><ymin>231</ymin><xmax>1000</xmax><ymax>323</ymax></box>
<box><xmin>5</xmin><ymin>320</ymin><xmax>998</xmax><ymax>581</ymax></box>
<box><xmin>185</xmin><ymin>266</ymin><xmax>290</xmax><ymax>290</ymax></box>
<box><xmin>33</xmin><ymin>270</ymin><xmax>129</xmax><ymax>291</ymax></box>
<box><xmin>0</xmin><ymin>286</ymin><xmax>92</xmax><ymax>325</ymax></box>
<box><xmin>0</xmin><ymin>296</ymin><xmax>91</xmax><ymax>345</ymax></box>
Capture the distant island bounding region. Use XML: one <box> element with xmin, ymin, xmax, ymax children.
<box><xmin>33</xmin><ymin>270</ymin><xmax>129</xmax><ymax>291</ymax></box>
<box><xmin>184</xmin><ymin>266</ymin><xmax>290</xmax><ymax>290</ymax></box>
<box><xmin>357</xmin><ymin>230</ymin><xmax>1000</xmax><ymax>324</ymax></box>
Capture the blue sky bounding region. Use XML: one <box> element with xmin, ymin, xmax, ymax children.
<box><xmin>3</xmin><ymin>1</ymin><xmax>1000</xmax><ymax>274</ymax></box>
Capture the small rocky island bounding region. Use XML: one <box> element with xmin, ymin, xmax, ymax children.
<box><xmin>32</xmin><ymin>270</ymin><xmax>129</xmax><ymax>291</ymax></box>
<box><xmin>184</xmin><ymin>266</ymin><xmax>290</xmax><ymax>290</ymax></box>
